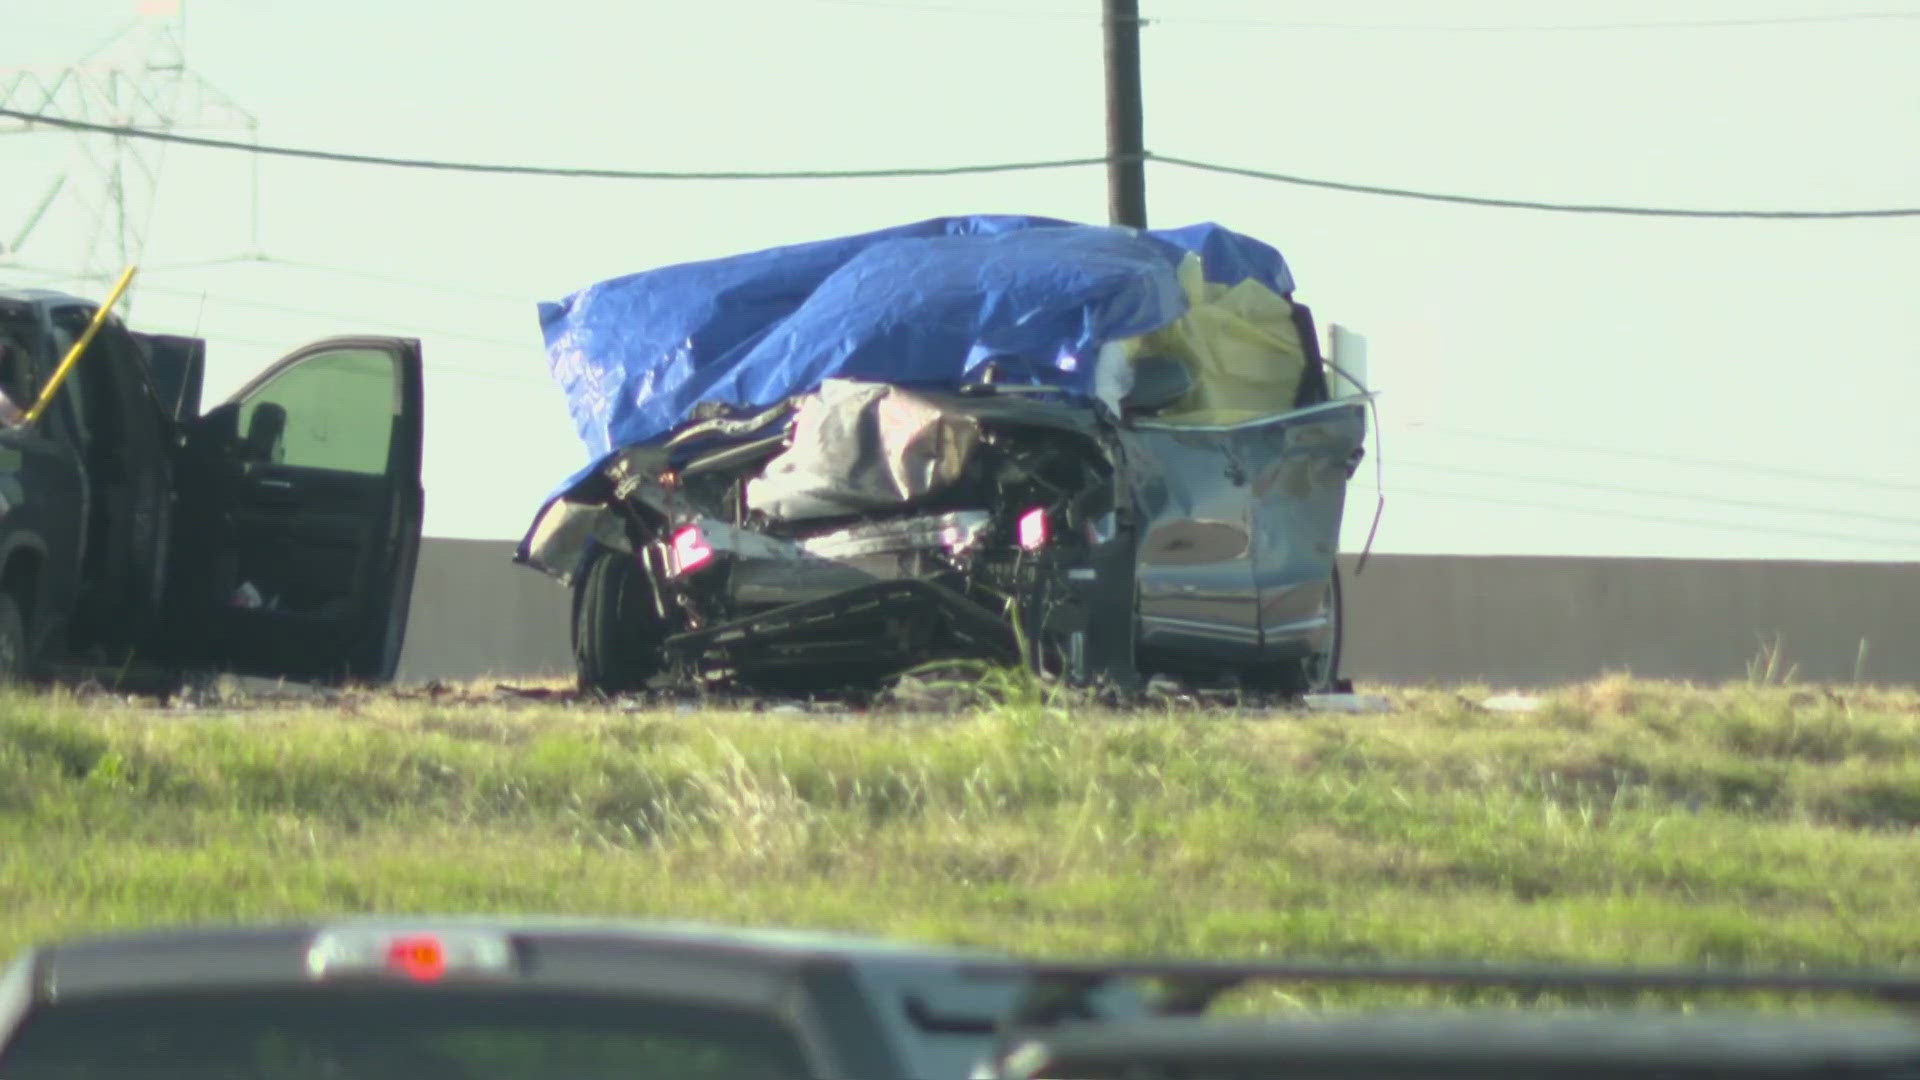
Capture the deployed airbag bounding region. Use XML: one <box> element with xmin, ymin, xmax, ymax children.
<box><xmin>1122</xmin><ymin>256</ymin><xmax>1309</xmax><ymax>426</ymax></box>
<box><xmin>744</xmin><ymin>380</ymin><xmax>981</xmax><ymax>522</ymax></box>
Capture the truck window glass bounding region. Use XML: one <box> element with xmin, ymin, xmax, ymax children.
<box><xmin>0</xmin><ymin>987</ymin><xmax>810</xmax><ymax>1080</ymax></box>
<box><xmin>0</xmin><ymin>307</ymin><xmax>37</xmax><ymax>424</ymax></box>
<box><xmin>237</xmin><ymin>346</ymin><xmax>396</xmax><ymax>475</ymax></box>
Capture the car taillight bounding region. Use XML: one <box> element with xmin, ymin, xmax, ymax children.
<box><xmin>306</xmin><ymin>928</ymin><xmax>514</xmax><ymax>982</ymax></box>
<box><xmin>1017</xmin><ymin>507</ymin><xmax>1048</xmax><ymax>551</ymax></box>
<box><xmin>671</xmin><ymin>524</ymin><xmax>715</xmax><ymax>575</ymax></box>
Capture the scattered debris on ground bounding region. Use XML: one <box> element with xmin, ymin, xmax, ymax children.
<box><xmin>1482</xmin><ymin>693</ymin><xmax>1548</xmax><ymax>714</ymax></box>
<box><xmin>72</xmin><ymin>665</ymin><xmax>1382</xmax><ymax>719</ymax></box>
<box><xmin>1301</xmin><ymin>692</ymin><xmax>1396</xmax><ymax>714</ymax></box>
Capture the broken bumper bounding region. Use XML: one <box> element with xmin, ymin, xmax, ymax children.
<box><xmin>662</xmin><ymin>578</ymin><xmax>1020</xmax><ymax>676</ymax></box>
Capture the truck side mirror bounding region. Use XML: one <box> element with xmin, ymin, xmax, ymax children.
<box><xmin>1121</xmin><ymin>355</ymin><xmax>1193</xmax><ymax>416</ymax></box>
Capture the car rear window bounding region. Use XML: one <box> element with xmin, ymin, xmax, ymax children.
<box><xmin>0</xmin><ymin>986</ymin><xmax>810</xmax><ymax>1079</ymax></box>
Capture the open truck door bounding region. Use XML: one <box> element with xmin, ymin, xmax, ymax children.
<box><xmin>133</xmin><ymin>332</ymin><xmax>207</xmax><ymax>423</ymax></box>
<box><xmin>169</xmin><ymin>336</ymin><xmax>424</xmax><ymax>683</ymax></box>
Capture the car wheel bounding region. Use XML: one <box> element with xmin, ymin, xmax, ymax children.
<box><xmin>0</xmin><ymin>592</ymin><xmax>34</xmax><ymax>686</ymax></box>
<box><xmin>572</xmin><ymin>545</ymin><xmax>666</xmax><ymax>695</ymax></box>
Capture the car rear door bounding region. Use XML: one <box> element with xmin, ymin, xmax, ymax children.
<box><xmin>1229</xmin><ymin>399</ymin><xmax>1367</xmax><ymax>657</ymax></box>
<box><xmin>169</xmin><ymin>336</ymin><xmax>424</xmax><ymax>683</ymax></box>
<box><xmin>131</xmin><ymin>331</ymin><xmax>206</xmax><ymax>422</ymax></box>
<box><xmin>1121</xmin><ymin>424</ymin><xmax>1263</xmax><ymax>661</ymax></box>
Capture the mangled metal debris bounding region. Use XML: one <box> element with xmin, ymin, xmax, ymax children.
<box><xmin>745</xmin><ymin>380</ymin><xmax>984</xmax><ymax>521</ymax></box>
<box><xmin>517</xmin><ymin>215</ymin><xmax>1374</xmax><ymax>696</ymax></box>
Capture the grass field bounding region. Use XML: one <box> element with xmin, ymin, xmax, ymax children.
<box><xmin>4</xmin><ymin>676</ymin><xmax>1919</xmax><ymax>998</ymax></box>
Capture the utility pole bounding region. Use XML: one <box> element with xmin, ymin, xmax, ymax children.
<box><xmin>1103</xmin><ymin>0</ymin><xmax>1147</xmax><ymax>228</ymax></box>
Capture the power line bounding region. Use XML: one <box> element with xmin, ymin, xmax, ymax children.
<box><xmin>8</xmin><ymin>107</ymin><xmax>1913</xmax><ymax>220</ymax></box>
<box><xmin>19</xmin><ymin>261</ymin><xmax>576</xmax><ymax>388</ymax></box>
<box><xmin>132</xmin><ymin>253</ymin><xmax>535</xmax><ymax>304</ymax></box>
<box><xmin>14</xmin><ymin>265</ymin><xmax>555</xmax><ymax>386</ymax></box>
<box><xmin>68</xmin><ymin>252</ymin><xmax>541</xmax><ymax>307</ymax></box>
<box><xmin>806</xmin><ymin>1</ymin><xmax>1920</xmax><ymax>32</ymax></box>
<box><xmin>1154</xmin><ymin>155</ymin><xmax>1920</xmax><ymax>219</ymax></box>
<box><xmin>179</xmin><ymin>328</ymin><xmax>549</xmax><ymax>390</ymax></box>
<box><xmin>129</xmin><ymin>281</ymin><xmax>545</xmax><ymax>361</ymax></box>
<box><xmin>1347</xmin><ymin>480</ymin><xmax>1916</xmax><ymax>551</ymax></box>
<box><xmin>1152</xmin><ymin>9</ymin><xmax>1920</xmax><ymax>32</ymax></box>
<box><xmin>1394</xmin><ymin>461</ymin><xmax>1920</xmax><ymax>530</ymax></box>
<box><xmin>241</xmin><ymin>257</ymin><xmax>533</xmax><ymax>304</ymax></box>
<box><xmin>0</xmin><ymin>107</ymin><xmax>1114</xmax><ymax>181</ymax></box>
<box><xmin>1400</xmin><ymin>424</ymin><xmax>1920</xmax><ymax>496</ymax></box>
<box><xmin>808</xmin><ymin>0</ymin><xmax>1088</xmax><ymax>21</ymax></box>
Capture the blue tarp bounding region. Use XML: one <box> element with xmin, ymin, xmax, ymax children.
<box><xmin>536</xmin><ymin>216</ymin><xmax>1295</xmax><ymax>487</ymax></box>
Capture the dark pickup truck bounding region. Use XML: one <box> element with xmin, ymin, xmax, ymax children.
<box><xmin>0</xmin><ymin>285</ymin><xmax>425</xmax><ymax>686</ymax></box>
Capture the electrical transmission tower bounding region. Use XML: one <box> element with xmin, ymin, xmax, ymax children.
<box><xmin>0</xmin><ymin>2</ymin><xmax>259</xmax><ymax>312</ymax></box>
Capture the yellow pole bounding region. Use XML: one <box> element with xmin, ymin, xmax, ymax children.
<box><xmin>21</xmin><ymin>264</ymin><xmax>139</xmax><ymax>427</ymax></box>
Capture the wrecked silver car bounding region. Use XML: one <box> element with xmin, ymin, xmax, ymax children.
<box><xmin>516</xmin><ymin>216</ymin><xmax>1370</xmax><ymax>695</ymax></box>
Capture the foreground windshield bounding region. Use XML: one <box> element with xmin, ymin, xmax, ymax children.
<box><xmin>0</xmin><ymin>987</ymin><xmax>809</xmax><ymax>1079</ymax></box>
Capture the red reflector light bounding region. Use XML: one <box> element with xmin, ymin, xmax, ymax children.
<box><xmin>385</xmin><ymin>935</ymin><xmax>448</xmax><ymax>982</ymax></box>
<box><xmin>306</xmin><ymin>927</ymin><xmax>515</xmax><ymax>982</ymax></box>
<box><xmin>671</xmin><ymin>524</ymin><xmax>715</xmax><ymax>575</ymax></box>
<box><xmin>1017</xmin><ymin>507</ymin><xmax>1048</xmax><ymax>551</ymax></box>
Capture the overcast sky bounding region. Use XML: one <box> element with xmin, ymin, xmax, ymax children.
<box><xmin>3</xmin><ymin>0</ymin><xmax>1916</xmax><ymax>562</ymax></box>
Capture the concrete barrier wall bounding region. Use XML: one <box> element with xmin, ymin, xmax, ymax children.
<box><xmin>396</xmin><ymin>539</ymin><xmax>573</xmax><ymax>685</ymax></box>
<box><xmin>396</xmin><ymin>539</ymin><xmax>1918</xmax><ymax>688</ymax></box>
<box><xmin>1335</xmin><ymin>554</ymin><xmax>1916</xmax><ymax>688</ymax></box>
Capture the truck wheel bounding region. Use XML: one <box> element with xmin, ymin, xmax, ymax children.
<box><xmin>571</xmin><ymin>546</ymin><xmax>666</xmax><ymax>695</ymax></box>
<box><xmin>0</xmin><ymin>593</ymin><xmax>34</xmax><ymax>686</ymax></box>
